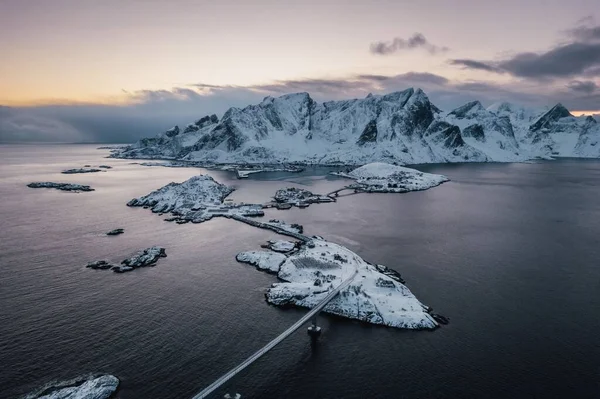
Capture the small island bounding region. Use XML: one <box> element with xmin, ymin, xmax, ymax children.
<box><xmin>62</xmin><ymin>168</ymin><xmax>102</xmax><ymax>174</ymax></box>
<box><xmin>27</xmin><ymin>182</ymin><xmax>95</xmax><ymax>192</ymax></box>
<box><xmin>127</xmin><ymin>175</ymin><xmax>266</xmax><ymax>222</ymax></box>
<box><xmin>237</xmin><ymin>236</ymin><xmax>441</xmax><ymax>329</ymax></box>
<box><xmin>87</xmin><ymin>246</ymin><xmax>167</xmax><ymax>273</ymax></box>
<box><xmin>333</xmin><ymin>162</ymin><xmax>449</xmax><ymax>193</ymax></box>
<box><xmin>273</xmin><ymin>187</ymin><xmax>334</xmax><ymax>208</ymax></box>
<box><xmin>86</xmin><ymin>260</ymin><xmax>114</xmax><ymax>270</ymax></box>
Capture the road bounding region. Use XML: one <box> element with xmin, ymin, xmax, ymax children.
<box><xmin>191</xmin><ymin>266</ymin><xmax>359</xmax><ymax>399</ymax></box>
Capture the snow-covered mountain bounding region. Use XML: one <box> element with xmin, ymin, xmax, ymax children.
<box><xmin>113</xmin><ymin>88</ymin><xmax>600</xmax><ymax>165</ymax></box>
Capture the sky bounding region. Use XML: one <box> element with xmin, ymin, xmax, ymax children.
<box><xmin>0</xmin><ymin>0</ymin><xmax>599</xmax><ymax>142</ymax></box>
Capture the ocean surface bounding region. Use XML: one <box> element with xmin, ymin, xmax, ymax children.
<box><xmin>1</xmin><ymin>144</ymin><xmax>599</xmax><ymax>399</ymax></box>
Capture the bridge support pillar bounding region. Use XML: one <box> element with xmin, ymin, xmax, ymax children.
<box><xmin>307</xmin><ymin>315</ymin><xmax>321</xmax><ymax>337</ymax></box>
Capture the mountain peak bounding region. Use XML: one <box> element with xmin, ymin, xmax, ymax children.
<box><xmin>381</xmin><ymin>88</ymin><xmax>415</xmax><ymax>107</ymax></box>
<box><xmin>530</xmin><ymin>103</ymin><xmax>572</xmax><ymax>131</ymax></box>
<box><xmin>278</xmin><ymin>92</ymin><xmax>312</xmax><ymax>101</ymax></box>
<box><xmin>487</xmin><ymin>101</ymin><xmax>517</xmax><ymax>114</ymax></box>
<box><xmin>448</xmin><ymin>101</ymin><xmax>486</xmax><ymax>118</ymax></box>
<box><xmin>550</xmin><ymin>103</ymin><xmax>571</xmax><ymax>116</ymax></box>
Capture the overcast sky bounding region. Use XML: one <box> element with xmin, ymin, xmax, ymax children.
<box><xmin>1</xmin><ymin>0</ymin><xmax>599</xmax><ymax>143</ymax></box>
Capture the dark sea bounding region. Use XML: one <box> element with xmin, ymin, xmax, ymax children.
<box><xmin>1</xmin><ymin>144</ymin><xmax>599</xmax><ymax>399</ymax></box>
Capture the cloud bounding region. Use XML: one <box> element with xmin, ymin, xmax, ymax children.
<box><xmin>450</xmin><ymin>42</ymin><xmax>600</xmax><ymax>79</ymax></box>
<box><xmin>0</xmin><ymin>107</ymin><xmax>89</xmax><ymax>143</ymax></box>
<box><xmin>370</xmin><ymin>33</ymin><xmax>449</xmax><ymax>55</ymax></box>
<box><xmin>449</xmin><ymin>20</ymin><xmax>600</xmax><ymax>79</ymax></box>
<box><xmin>246</xmin><ymin>72</ymin><xmax>450</xmax><ymax>98</ymax></box>
<box><xmin>448</xmin><ymin>59</ymin><xmax>503</xmax><ymax>73</ymax></box>
<box><xmin>567</xmin><ymin>18</ymin><xmax>600</xmax><ymax>42</ymax></box>
<box><xmin>2</xmin><ymin>71</ymin><xmax>599</xmax><ymax>143</ymax></box>
<box><xmin>500</xmin><ymin>43</ymin><xmax>600</xmax><ymax>78</ymax></box>
<box><xmin>566</xmin><ymin>80</ymin><xmax>598</xmax><ymax>93</ymax></box>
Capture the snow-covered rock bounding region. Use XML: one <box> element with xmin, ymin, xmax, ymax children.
<box><xmin>266</xmin><ymin>239</ymin><xmax>297</xmax><ymax>253</ymax></box>
<box><xmin>27</xmin><ymin>182</ymin><xmax>95</xmax><ymax>192</ymax></box>
<box><xmin>23</xmin><ymin>374</ymin><xmax>119</xmax><ymax>399</ymax></box>
<box><xmin>265</xmin><ymin>238</ymin><xmax>438</xmax><ymax>329</ymax></box>
<box><xmin>127</xmin><ymin>175</ymin><xmax>266</xmax><ymax>223</ymax></box>
<box><xmin>61</xmin><ymin>168</ymin><xmax>102</xmax><ymax>174</ymax></box>
<box><xmin>114</xmin><ymin>246</ymin><xmax>166</xmax><ymax>272</ymax></box>
<box><xmin>127</xmin><ymin>175</ymin><xmax>234</xmax><ymax>213</ymax></box>
<box><xmin>236</xmin><ymin>251</ymin><xmax>287</xmax><ymax>273</ymax></box>
<box><xmin>334</xmin><ymin>162</ymin><xmax>449</xmax><ymax>193</ymax></box>
<box><xmin>111</xmin><ymin>88</ymin><xmax>600</xmax><ymax>165</ymax></box>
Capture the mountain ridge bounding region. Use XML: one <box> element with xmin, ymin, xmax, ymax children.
<box><xmin>112</xmin><ymin>88</ymin><xmax>600</xmax><ymax>165</ymax></box>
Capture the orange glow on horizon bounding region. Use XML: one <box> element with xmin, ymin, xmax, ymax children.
<box><xmin>571</xmin><ymin>110</ymin><xmax>600</xmax><ymax>117</ymax></box>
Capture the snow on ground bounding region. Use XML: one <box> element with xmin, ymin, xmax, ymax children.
<box><xmin>127</xmin><ymin>175</ymin><xmax>233</xmax><ymax>210</ymax></box>
<box><xmin>127</xmin><ymin>175</ymin><xmax>270</xmax><ymax>224</ymax></box>
<box><xmin>24</xmin><ymin>374</ymin><xmax>119</xmax><ymax>399</ymax></box>
<box><xmin>267</xmin><ymin>239</ymin><xmax>297</xmax><ymax>253</ymax></box>
<box><xmin>127</xmin><ymin>175</ymin><xmax>234</xmax><ymax>213</ymax></box>
<box><xmin>334</xmin><ymin>162</ymin><xmax>449</xmax><ymax>193</ymax></box>
<box><xmin>236</xmin><ymin>251</ymin><xmax>287</xmax><ymax>273</ymax></box>
<box><xmin>265</xmin><ymin>238</ymin><xmax>438</xmax><ymax>329</ymax></box>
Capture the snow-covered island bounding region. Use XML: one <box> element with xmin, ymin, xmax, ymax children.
<box><xmin>273</xmin><ymin>187</ymin><xmax>334</xmax><ymax>208</ymax></box>
<box><xmin>237</xmin><ymin>237</ymin><xmax>444</xmax><ymax>329</ymax></box>
<box><xmin>27</xmin><ymin>182</ymin><xmax>95</xmax><ymax>192</ymax></box>
<box><xmin>333</xmin><ymin>162</ymin><xmax>449</xmax><ymax>193</ymax></box>
<box><xmin>127</xmin><ymin>175</ymin><xmax>233</xmax><ymax>213</ymax></box>
<box><xmin>23</xmin><ymin>374</ymin><xmax>119</xmax><ymax>399</ymax></box>
<box><xmin>127</xmin><ymin>175</ymin><xmax>266</xmax><ymax>223</ymax></box>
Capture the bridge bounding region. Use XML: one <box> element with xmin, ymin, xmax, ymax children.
<box><xmin>325</xmin><ymin>186</ymin><xmax>365</xmax><ymax>198</ymax></box>
<box><xmin>191</xmin><ymin>266</ymin><xmax>359</xmax><ymax>399</ymax></box>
